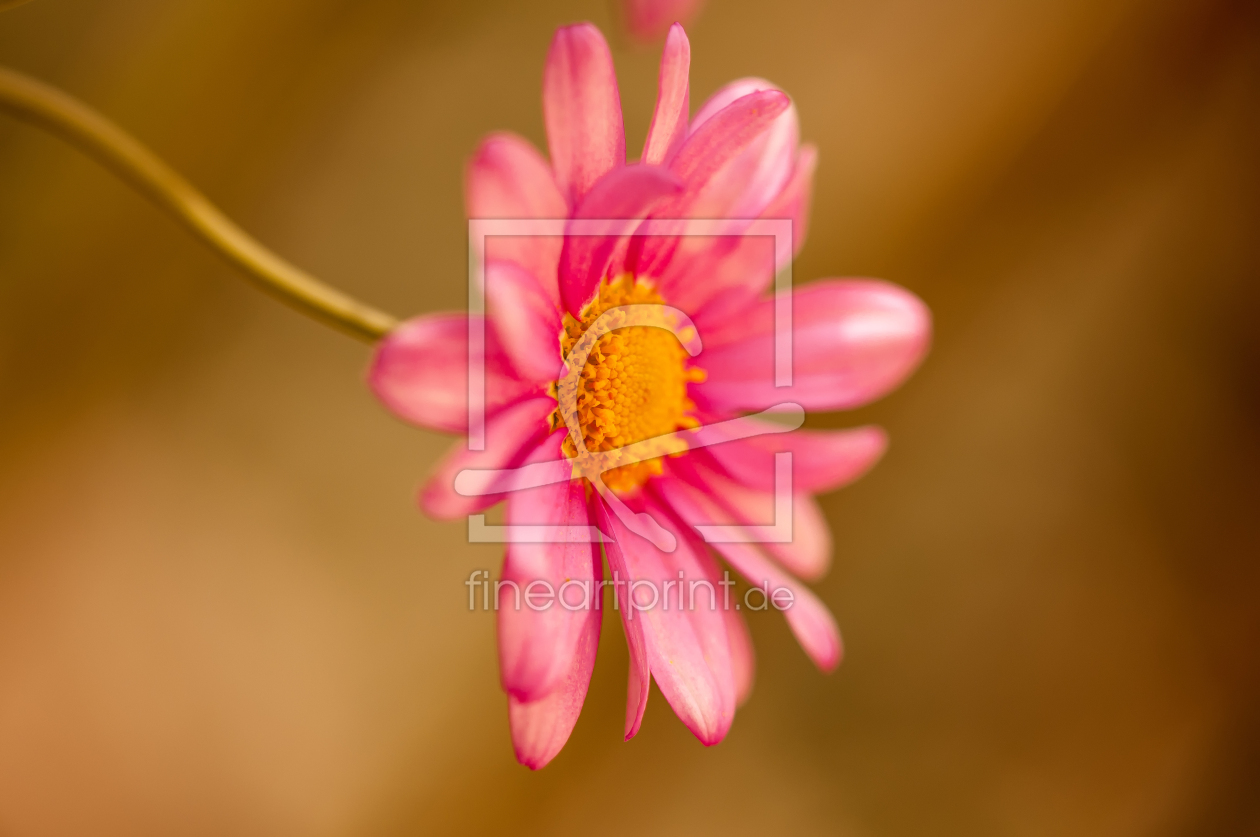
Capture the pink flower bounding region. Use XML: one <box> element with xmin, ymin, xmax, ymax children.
<box><xmin>621</xmin><ymin>0</ymin><xmax>705</xmax><ymax>43</ymax></box>
<box><xmin>370</xmin><ymin>22</ymin><xmax>930</xmax><ymax>769</ymax></box>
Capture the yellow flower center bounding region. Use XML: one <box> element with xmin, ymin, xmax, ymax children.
<box><xmin>554</xmin><ymin>276</ymin><xmax>704</xmax><ymax>493</ymax></box>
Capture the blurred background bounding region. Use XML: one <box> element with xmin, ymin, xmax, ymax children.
<box><xmin>1</xmin><ymin>0</ymin><xmax>1258</xmax><ymax>833</ymax></box>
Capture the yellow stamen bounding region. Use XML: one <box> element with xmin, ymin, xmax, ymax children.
<box><xmin>554</xmin><ymin>275</ymin><xmax>701</xmax><ymax>493</ymax></box>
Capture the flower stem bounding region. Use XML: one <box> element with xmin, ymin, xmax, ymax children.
<box><xmin>0</xmin><ymin>66</ymin><xmax>399</xmax><ymax>343</ymax></box>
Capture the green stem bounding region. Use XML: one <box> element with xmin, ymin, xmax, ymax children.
<box><xmin>0</xmin><ymin>66</ymin><xmax>399</xmax><ymax>343</ymax></box>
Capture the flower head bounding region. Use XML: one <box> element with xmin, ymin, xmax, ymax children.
<box><xmin>370</xmin><ymin>22</ymin><xmax>930</xmax><ymax>768</ymax></box>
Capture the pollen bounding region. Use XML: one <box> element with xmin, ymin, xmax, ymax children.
<box><xmin>554</xmin><ymin>275</ymin><xmax>704</xmax><ymax>493</ymax></box>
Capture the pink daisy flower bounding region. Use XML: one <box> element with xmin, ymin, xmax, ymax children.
<box><xmin>369</xmin><ymin>22</ymin><xmax>930</xmax><ymax>769</ymax></box>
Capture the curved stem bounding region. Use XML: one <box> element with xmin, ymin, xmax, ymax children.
<box><xmin>0</xmin><ymin>66</ymin><xmax>399</xmax><ymax>342</ymax></box>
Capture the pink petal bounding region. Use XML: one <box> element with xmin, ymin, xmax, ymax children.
<box><xmin>723</xmin><ymin>601</ymin><xmax>755</xmax><ymax>706</ymax></box>
<box><xmin>558</xmin><ymin>165</ymin><xmax>683</xmax><ymax>316</ymax></box>
<box><xmin>601</xmin><ymin>494</ymin><xmax>735</xmax><ymax>745</ymax></box>
<box><xmin>543</xmin><ymin>23</ymin><xmax>625</xmax><ymax>209</ymax></box>
<box><xmin>498</xmin><ymin>435</ymin><xmax>601</xmax><ymax>702</ymax></box>
<box><xmin>508</xmin><ymin>596</ymin><xmax>601</xmax><ymax>769</ymax></box>
<box><xmin>594</xmin><ymin>497</ymin><xmax>651</xmax><ymax>740</ymax></box>
<box><xmin>643</xmin><ymin>82</ymin><xmax>800</xmax><ymax>301</ymax></box>
<box><xmin>700</xmin><ymin>422</ymin><xmax>888</xmax><ymax>495</ymax></box>
<box><xmin>669</xmin><ymin>144</ymin><xmax>818</xmax><ymax>319</ymax></box>
<box><xmin>641</xmin><ymin>24</ymin><xmax>690</xmax><ymax>166</ymax></box>
<box><xmin>656</xmin><ymin>507</ymin><xmax>740</xmax><ymax>726</ymax></box>
<box><xmin>686</xmin><ymin>78</ymin><xmax>798</xmax><ymax>221</ymax></box>
<box><xmin>368</xmin><ymin>314</ymin><xmax>533</xmax><ymax>434</ymax></box>
<box><xmin>671</xmin><ymin>457</ymin><xmax>831</xmax><ymax>581</ymax></box>
<box><xmin>655</xmin><ymin>475</ymin><xmax>843</xmax><ymax>671</ymax></box>
<box><xmin>485</xmin><ymin>260</ymin><xmax>563</xmax><ymax>384</ymax></box>
<box><xmin>693</xmin><ymin>279</ymin><xmax>932</xmax><ymax>413</ymax></box>
<box><xmin>419</xmin><ymin>398</ymin><xmax>556</xmax><ymax>520</ymax></box>
<box><xmin>627</xmin><ymin>89</ymin><xmax>790</xmax><ymax>280</ymax></box>
<box><xmin>466</xmin><ymin>132</ymin><xmax>568</xmax><ymax>307</ymax></box>
<box><xmin>621</xmin><ymin>0</ymin><xmax>705</xmax><ymax>43</ymax></box>
<box><xmin>643</xmin><ymin>497</ymin><xmax>738</xmax><ymax>741</ymax></box>
<box><xmin>670</xmin><ymin>88</ymin><xmax>791</xmax><ymax>203</ymax></box>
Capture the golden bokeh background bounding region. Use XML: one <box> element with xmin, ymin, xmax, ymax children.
<box><xmin>1</xmin><ymin>0</ymin><xmax>1258</xmax><ymax>834</ymax></box>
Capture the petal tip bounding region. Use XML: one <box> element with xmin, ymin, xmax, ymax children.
<box><xmin>691</xmin><ymin>715</ymin><xmax>732</xmax><ymax>747</ymax></box>
<box><xmin>514</xmin><ymin>749</ymin><xmax>555</xmax><ymax>771</ymax></box>
<box><xmin>813</xmin><ymin>626</ymin><xmax>844</xmax><ymax>673</ymax></box>
<box><xmin>417</xmin><ymin>480</ymin><xmax>461</xmax><ymax>522</ymax></box>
